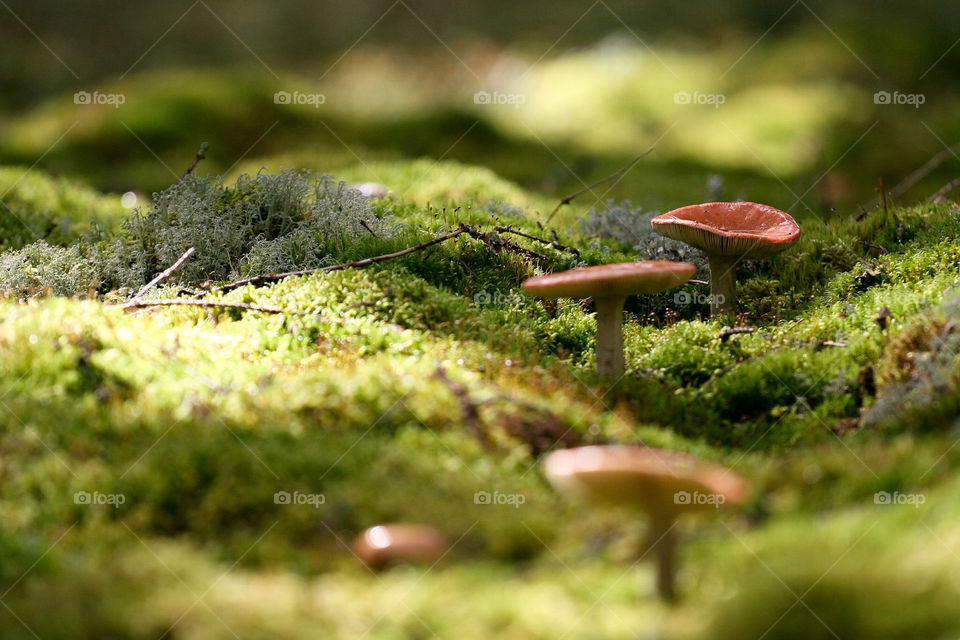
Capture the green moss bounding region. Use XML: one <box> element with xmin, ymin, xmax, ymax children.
<box><xmin>3</xmin><ymin>157</ymin><xmax>960</xmax><ymax>636</ymax></box>
<box><xmin>0</xmin><ymin>166</ymin><xmax>126</xmax><ymax>249</ymax></box>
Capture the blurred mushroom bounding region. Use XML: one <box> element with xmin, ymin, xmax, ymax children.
<box><xmin>542</xmin><ymin>445</ymin><xmax>749</xmax><ymax>600</ymax></box>
<box><xmin>352</xmin><ymin>523</ymin><xmax>448</xmax><ymax>571</ymax></box>
<box><xmin>651</xmin><ymin>202</ymin><xmax>800</xmax><ymax>316</ymax></box>
<box><xmin>523</xmin><ymin>261</ymin><xmax>695</xmax><ymax>377</ymax></box>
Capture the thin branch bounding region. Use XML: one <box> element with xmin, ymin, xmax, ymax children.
<box><xmin>928</xmin><ymin>176</ymin><xmax>960</xmax><ymax>203</ymax></box>
<box><xmin>359</xmin><ymin>219</ymin><xmax>378</xmax><ymax>237</ymax></box>
<box><xmin>546</xmin><ymin>145</ymin><xmax>656</xmax><ymax>222</ymax></box>
<box><xmin>460</xmin><ymin>225</ymin><xmax>548</xmax><ymax>261</ymax></box>
<box><xmin>891</xmin><ymin>141</ymin><xmax>960</xmax><ymax>199</ymax></box>
<box><xmin>181</xmin><ymin>142</ymin><xmax>209</xmax><ymax>179</ymax></box>
<box><xmin>717</xmin><ymin>326</ymin><xmax>755</xmax><ymax>342</ymax></box>
<box><xmin>131</xmin><ymin>247</ymin><xmax>196</xmax><ymax>301</ymax></box>
<box><xmin>217</xmin><ymin>227</ymin><xmax>468</xmax><ymax>293</ymax></box>
<box><xmin>435</xmin><ymin>366</ymin><xmax>492</xmax><ymax>449</ymax></box>
<box><xmin>120</xmin><ymin>298</ymin><xmax>297</xmax><ymax>315</ymax></box>
<box><xmin>492</xmin><ymin>226</ymin><xmax>580</xmax><ymax>256</ymax></box>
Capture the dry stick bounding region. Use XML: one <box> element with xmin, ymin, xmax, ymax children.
<box><xmin>460</xmin><ymin>225</ymin><xmax>548</xmax><ymax>261</ymax></box>
<box><xmin>492</xmin><ymin>225</ymin><xmax>580</xmax><ymax>256</ymax></box>
<box><xmin>359</xmin><ymin>219</ymin><xmax>378</xmax><ymax>237</ymax></box>
<box><xmin>890</xmin><ymin>141</ymin><xmax>960</xmax><ymax>199</ymax></box>
<box><xmin>121</xmin><ymin>298</ymin><xmax>295</xmax><ymax>315</ymax></box>
<box><xmin>217</xmin><ymin>227</ymin><xmax>468</xmax><ymax>293</ymax></box>
<box><xmin>130</xmin><ymin>247</ymin><xmax>196</xmax><ymax>301</ymax></box>
<box><xmin>218</xmin><ymin>223</ymin><xmax>557</xmax><ymax>293</ymax></box>
<box><xmin>181</xmin><ymin>142</ymin><xmax>209</xmax><ymax>179</ymax></box>
<box><xmin>546</xmin><ymin>146</ymin><xmax>656</xmax><ymax>223</ymax></box>
<box><xmin>435</xmin><ymin>366</ymin><xmax>493</xmax><ymax>449</ymax></box>
<box><xmin>928</xmin><ymin>176</ymin><xmax>960</xmax><ymax>203</ymax></box>
<box><xmin>717</xmin><ymin>326</ymin><xmax>755</xmax><ymax>342</ymax></box>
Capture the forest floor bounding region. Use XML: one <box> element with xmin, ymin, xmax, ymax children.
<box><xmin>0</xmin><ymin>153</ymin><xmax>959</xmax><ymax>638</ymax></box>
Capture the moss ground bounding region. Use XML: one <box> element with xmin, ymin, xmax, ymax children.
<box><xmin>1</xmin><ymin>159</ymin><xmax>960</xmax><ymax>638</ymax></box>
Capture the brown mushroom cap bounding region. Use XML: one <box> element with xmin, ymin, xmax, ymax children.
<box><xmin>651</xmin><ymin>202</ymin><xmax>800</xmax><ymax>258</ymax></box>
<box><xmin>543</xmin><ymin>445</ymin><xmax>749</xmax><ymax>517</ymax></box>
<box><xmin>523</xmin><ymin>261</ymin><xmax>696</xmax><ymax>300</ymax></box>
<box><xmin>352</xmin><ymin>523</ymin><xmax>449</xmax><ymax>570</ymax></box>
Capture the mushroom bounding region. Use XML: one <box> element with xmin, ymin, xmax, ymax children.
<box><xmin>351</xmin><ymin>523</ymin><xmax>449</xmax><ymax>571</ymax></box>
<box><xmin>523</xmin><ymin>261</ymin><xmax>695</xmax><ymax>377</ymax></box>
<box><xmin>542</xmin><ymin>445</ymin><xmax>749</xmax><ymax>600</ymax></box>
<box><xmin>651</xmin><ymin>202</ymin><xmax>800</xmax><ymax>316</ymax></box>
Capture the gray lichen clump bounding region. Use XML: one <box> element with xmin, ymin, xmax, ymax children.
<box><xmin>580</xmin><ymin>200</ymin><xmax>709</xmax><ymax>273</ymax></box>
<box><xmin>0</xmin><ymin>170</ymin><xmax>401</xmax><ymax>297</ymax></box>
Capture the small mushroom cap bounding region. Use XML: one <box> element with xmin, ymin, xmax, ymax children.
<box><xmin>543</xmin><ymin>445</ymin><xmax>749</xmax><ymax>517</ymax></box>
<box><xmin>651</xmin><ymin>202</ymin><xmax>800</xmax><ymax>258</ymax></box>
<box><xmin>523</xmin><ymin>261</ymin><xmax>695</xmax><ymax>300</ymax></box>
<box><xmin>352</xmin><ymin>523</ymin><xmax>449</xmax><ymax>570</ymax></box>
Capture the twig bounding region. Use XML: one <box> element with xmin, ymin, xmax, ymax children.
<box><xmin>928</xmin><ymin>176</ymin><xmax>960</xmax><ymax>203</ymax></box>
<box><xmin>435</xmin><ymin>367</ymin><xmax>492</xmax><ymax>449</ymax></box>
<box><xmin>461</xmin><ymin>225</ymin><xmax>548</xmax><ymax>261</ymax></box>
<box><xmin>717</xmin><ymin>326</ymin><xmax>755</xmax><ymax>342</ymax></box>
<box><xmin>493</xmin><ymin>225</ymin><xmax>580</xmax><ymax>256</ymax></box>
<box><xmin>692</xmin><ymin>361</ymin><xmax>741</xmax><ymax>397</ymax></box>
<box><xmin>857</xmin><ymin>240</ymin><xmax>888</xmax><ymax>254</ymax></box>
<box><xmin>359</xmin><ymin>219</ymin><xmax>378</xmax><ymax>237</ymax></box>
<box><xmin>879</xmin><ymin>177</ymin><xmax>888</xmax><ymax>216</ymax></box>
<box><xmin>216</xmin><ymin>223</ymin><xmax>555</xmax><ymax>294</ymax></box>
<box><xmin>891</xmin><ymin>141</ymin><xmax>960</xmax><ymax>199</ymax></box>
<box><xmin>130</xmin><ymin>247</ymin><xmax>196</xmax><ymax>301</ymax></box>
<box><xmin>181</xmin><ymin>142</ymin><xmax>209</xmax><ymax>179</ymax></box>
<box><xmin>217</xmin><ymin>227</ymin><xmax>468</xmax><ymax>293</ymax></box>
<box><xmin>119</xmin><ymin>298</ymin><xmax>304</xmax><ymax>315</ymax></box>
<box><xmin>546</xmin><ymin>145</ymin><xmax>656</xmax><ymax>222</ymax></box>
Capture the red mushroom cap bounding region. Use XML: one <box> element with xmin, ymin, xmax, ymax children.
<box><xmin>523</xmin><ymin>261</ymin><xmax>695</xmax><ymax>300</ymax></box>
<box><xmin>651</xmin><ymin>202</ymin><xmax>800</xmax><ymax>258</ymax></box>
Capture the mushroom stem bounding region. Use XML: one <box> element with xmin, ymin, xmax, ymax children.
<box><xmin>644</xmin><ymin>517</ymin><xmax>679</xmax><ymax>601</ymax></box>
<box><xmin>707</xmin><ymin>254</ymin><xmax>737</xmax><ymax>316</ymax></box>
<box><xmin>593</xmin><ymin>296</ymin><xmax>626</xmax><ymax>377</ymax></box>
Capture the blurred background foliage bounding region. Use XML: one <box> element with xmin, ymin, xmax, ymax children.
<box><xmin>1</xmin><ymin>0</ymin><xmax>959</xmax><ymax>213</ymax></box>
